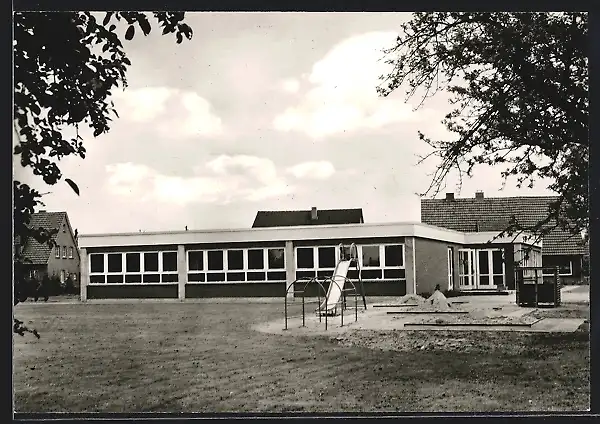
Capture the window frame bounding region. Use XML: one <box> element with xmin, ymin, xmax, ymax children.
<box><xmin>68</xmin><ymin>246</ymin><xmax>74</xmax><ymax>259</ymax></box>
<box><xmin>88</xmin><ymin>250</ymin><xmax>178</xmax><ymax>285</ymax></box>
<box><xmin>186</xmin><ymin>247</ymin><xmax>286</xmax><ymax>284</ymax></box>
<box><xmin>542</xmin><ymin>258</ymin><xmax>573</xmax><ymax>277</ymax></box>
<box><xmin>294</xmin><ymin>243</ymin><xmax>406</xmax><ymax>281</ymax></box>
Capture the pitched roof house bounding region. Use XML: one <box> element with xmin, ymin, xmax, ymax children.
<box><xmin>252</xmin><ymin>207</ymin><xmax>364</xmax><ymax>228</ymax></box>
<box><xmin>421</xmin><ymin>192</ymin><xmax>589</xmax><ymax>282</ymax></box>
<box><xmin>16</xmin><ymin>211</ymin><xmax>81</xmax><ymax>283</ymax></box>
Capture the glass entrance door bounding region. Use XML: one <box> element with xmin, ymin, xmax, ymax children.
<box><xmin>458</xmin><ymin>249</ymin><xmax>476</xmax><ymax>289</ymax></box>
<box><xmin>459</xmin><ymin>248</ymin><xmax>505</xmax><ymax>289</ymax></box>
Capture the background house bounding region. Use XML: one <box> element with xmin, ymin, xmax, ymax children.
<box><xmin>17</xmin><ymin>211</ymin><xmax>81</xmax><ymax>286</ymax></box>
<box><xmin>252</xmin><ymin>207</ymin><xmax>364</xmax><ymax>228</ymax></box>
<box><xmin>421</xmin><ymin>192</ymin><xmax>589</xmax><ymax>285</ymax></box>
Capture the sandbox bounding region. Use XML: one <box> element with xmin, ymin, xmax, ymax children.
<box><xmin>254</xmin><ymin>292</ymin><xmax>585</xmax><ymax>336</ymax></box>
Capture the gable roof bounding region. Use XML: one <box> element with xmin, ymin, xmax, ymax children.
<box><xmin>20</xmin><ymin>211</ymin><xmax>67</xmax><ymax>265</ymax></box>
<box><xmin>252</xmin><ymin>208</ymin><xmax>364</xmax><ymax>228</ymax></box>
<box><xmin>421</xmin><ymin>195</ymin><xmax>588</xmax><ymax>256</ymax></box>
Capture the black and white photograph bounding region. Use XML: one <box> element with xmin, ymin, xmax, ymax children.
<box><xmin>12</xmin><ymin>9</ymin><xmax>590</xmax><ymax>415</ymax></box>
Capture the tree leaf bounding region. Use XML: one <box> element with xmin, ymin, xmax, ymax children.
<box><xmin>65</xmin><ymin>178</ymin><xmax>80</xmax><ymax>196</ymax></box>
<box><xmin>139</xmin><ymin>17</ymin><xmax>152</xmax><ymax>36</ymax></box>
<box><xmin>102</xmin><ymin>12</ymin><xmax>112</xmax><ymax>26</ymax></box>
<box><xmin>125</xmin><ymin>25</ymin><xmax>135</xmax><ymax>40</ymax></box>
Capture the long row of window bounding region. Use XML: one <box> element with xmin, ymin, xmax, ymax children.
<box><xmin>89</xmin><ymin>251</ymin><xmax>178</xmax><ymax>284</ymax></box>
<box><xmin>187</xmin><ymin>248</ymin><xmax>286</xmax><ymax>283</ymax></box>
<box><xmin>294</xmin><ymin>244</ymin><xmax>405</xmax><ymax>281</ymax></box>
<box><xmin>87</xmin><ymin>244</ymin><xmax>406</xmax><ymax>284</ymax></box>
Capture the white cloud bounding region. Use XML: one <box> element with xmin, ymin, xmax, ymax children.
<box><xmin>112</xmin><ymin>87</ymin><xmax>174</xmax><ymax>122</ymax></box>
<box><xmin>105</xmin><ymin>155</ymin><xmax>293</xmax><ymax>206</ymax></box>
<box><xmin>273</xmin><ymin>32</ymin><xmax>426</xmax><ymax>138</ymax></box>
<box><xmin>112</xmin><ymin>87</ymin><xmax>223</xmax><ymax>138</ymax></box>
<box><xmin>287</xmin><ymin>161</ymin><xmax>336</xmax><ymax>180</ymax></box>
<box><xmin>279</xmin><ymin>78</ymin><xmax>301</xmax><ymax>94</ymax></box>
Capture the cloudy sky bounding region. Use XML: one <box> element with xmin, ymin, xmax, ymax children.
<box><xmin>15</xmin><ymin>12</ymin><xmax>555</xmax><ymax>235</ymax></box>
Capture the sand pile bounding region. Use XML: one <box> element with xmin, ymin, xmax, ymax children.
<box><xmin>425</xmin><ymin>290</ymin><xmax>452</xmax><ymax>311</ymax></box>
<box><xmin>397</xmin><ymin>294</ymin><xmax>427</xmax><ymax>305</ymax></box>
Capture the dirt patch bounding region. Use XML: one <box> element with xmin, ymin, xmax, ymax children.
<box><xmin>332</xmin><ymin>327</ymin><xmax>589</xmax><ymax>356</ymax></box>
<box><xmin>385</xmin><ymin>291</ymin><xmax>462</xmax><ymax>313</ymax></box>
<box><xmin>397</xmin><ymin>294</ymin><xmax>427</xmax><ymax>305</ymax></box>
<box><xmin>527</xmin><ymin>304</ymin><xmax>590</xmax><ymax>320</ymax></box>
<box><xmin>406</xmin><ymin>314</ymin><xmax>541</xmax><ymax>326</ymax></box>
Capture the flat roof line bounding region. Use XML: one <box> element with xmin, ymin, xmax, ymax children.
<box><xmin>80</xmin><ymin>221</ymin><xmax>455</xmax><ymax>238</ymax></box>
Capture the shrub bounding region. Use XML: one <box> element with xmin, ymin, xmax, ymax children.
<box><xmin>44</xmin><ymin>275</ymin><xmax>63</xmax><ymax>297</ymax></box>
<box><xmin>64</xmin><ymin>276</ymin><xmax>78</xmax><ymax>294</ymax></box>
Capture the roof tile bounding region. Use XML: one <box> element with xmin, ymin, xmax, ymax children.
<box><xmin>421</xmin><ymin>196</ymin><xmax>588</xmax><ymax>256</ymax></box>
<box><xmin>252</xmin><ymin>208</ymin><xmax>364</xmax><ymax>228</ymax></box>
<box><xmin>20</xmin><ymin>211</ymin><xmax>67</xmax><ymax>265</ymax></box>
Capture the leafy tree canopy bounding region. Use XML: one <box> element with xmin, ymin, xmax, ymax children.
<box><xmin>378</xmin><ymin>12</ymin><xmax>588</xmax><ymax>243</ymax></box>
<box><xmin>13</xmin><ymin>12</ymin><xmax>193</xmax><ymax>325</ymax></box>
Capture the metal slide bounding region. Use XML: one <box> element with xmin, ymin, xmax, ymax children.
<box><xmin>318</xmin><ymin>260</ymin><xmax>351</xmax><ymax>315</ymax></box>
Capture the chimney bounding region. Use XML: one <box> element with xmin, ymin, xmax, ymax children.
<box><xmin>475</xmin><ymin>191</ymin><xmax>484</xmax><ymax>200</ymax></box>
<box><xmin>311</xmin><ymin>206</ymin><xmax>318</xmax><ymax>220</ymax></box>
<box><xmin>445</xmin><ymin>193</ymin><xmax>454</xmax><ymax>201</ymax></box>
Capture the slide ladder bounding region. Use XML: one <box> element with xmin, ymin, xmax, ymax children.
<box><xmin>317</xmin><ymin>243</ymin><xmax>367</xmax><ymax>316</ymax></box>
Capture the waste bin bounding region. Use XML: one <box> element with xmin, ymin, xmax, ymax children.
<box><xmin>515</xmin><ymin>266</ymin><xmax>561</xmax><ymax>307</ymax></box>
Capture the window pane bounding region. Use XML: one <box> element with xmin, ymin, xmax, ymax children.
<box><xmin>90</xmin><ymin>254</ymin><xmax>104</xmax><ymax>273</ymax></box>
<box><xmin>362</xmin><ymin>269</ymin><xmax>382</xmax><ymax>280</ymax></box>
<box><xmin>144</xmin><ymin>252</ymin><xmax>159</xmax><ymax>272</ymax></box>
<box><xmin>384</xmin><ymin>269</ymin><xmax>406</xmax><ymax>279</ymax></box>
<box><xmin>248</xmin><ymin>249</ymin><xmax>264</xmax><ymax>270</ymax></box>
<box><xmin>318</xmin><ymin>247</ymin><xmax>336</xmax><ymax>268</ymax></box>
<box><xmin>492</xmin><ymin>250</ymin><xmax>503</xmax><ymax>274</ymax></box>
<box><xmin>107</xmin><ymin>274</ymin><xmax>123</xmax><ymax>284</ymax></box>
<box><xmin>162</xmin><ymin>252</ymin><xmax>178</xmax><ymax>272</ymax></box>
<box><xmin>493</xmin><ymin>276</ymin><xmax>504</xmax><ymax>286</ymax></box>
<box><xmin>385</xmin><ymin>245</ymin><xmax>403</xmax><ymax>267</ymax></box>
<box><xmin>296</xmin><ymin>270</ymin><xmax>315</xmax><ymax>279</ymax></box>
<box><xmin>188</xmin><ymin>273</ymin><xmax>205</xmax><ymax>282</ymax></box>
<box><xmin>297</xmin><ymin>248</ymin><xmax>314</xmax><ymax>269</ymax></box>
<box><xmin>90</xmin><ymin>275</ymin><xmax>105</xmax><ymax>284</ymax></box>
<box><xmin>125</xmin><ymin>274</ymin><xmax>141</xmax><ymax>283</ymax></box>
<box><xmin>227</xmin><ymin>272</ymin><xmax>245</xmax><ymax>281</ymax></box>
<box><xmin>161</xmin><ymin>274</ymin><xmax>178</xmax><ymax>283</ymax></box>
<box><xmin>126</xmin><ymin>253</ymin><xmax>140</xmax><ymax>272</ymax></box>
<box><xmin>107</xmin><ymin>253</ymin><xmax>122</xmax><ymax>273</ymax></box>
<box><xmin>478</xmin><ymin>251</ymin><xmax>489</xmax><ymax>274</ymax></box>
<box><xmin>267</xmin><ymin>271</ymin><xmax>286</xmax><ymax>281</ymax></box>
<box><xmin>362</xmin><ymin>246</ymin><xmax>380</xmax><ymax>267</ymax></box>
<box><xmin>268</xmin><ymin>248</ymin><xmax>285</xmax><ymax>269</ymax></box>
<box><xmin>207</xmin><ymin>251</ymin><xmax>224</xmax><ymax>270</ymax></box>
<box><xmin>56</xmin><ymin>246</ymin><xmax>60</xmax><ymax>258</ymax></box>
<box><xmin>247</xmin><ymin>271</ymin><xmax>266</xmax><ymax>281</ymax></box>
<box><xmin>143</xmin><ymin>274</ymin><xmax>160</xmax><ymax>283</ymax></box>
<box><xmin>207</xmin><ymin>272</ymin><xmax>225</xmax><ymax>282</ymax></box>
<box><xmin>188</xmin><ymin>251</ymin><xmax>204</xmax><ymax>271</ymax></box>
<box><xmin>317</xmin><ymin>270</ymin><xmax>332</xmax><ymax>279</ymax></box>
<box><xmin>479</xmin><ymin>276</ymin><xmax>490</xmax><ymax>286</ymax></box>
<box><xmin>459</xmin><ymin>251</ymin><xmax>469</xmax><ymax>275</ymax></box>
<box><xmin>227</xmin><ymin>250</ymin><xmax>244</xmax><ymax>270</ymax></box>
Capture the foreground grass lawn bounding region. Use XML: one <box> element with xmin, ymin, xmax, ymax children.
<box><xmin>13</xmin><ymin>301</ymin><xmax>589</xmax><ymax>413</ymax></box>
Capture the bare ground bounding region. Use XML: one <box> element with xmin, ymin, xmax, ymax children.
<box><xmin>13</xmin><ymin>301</ymin><xmax>590</xmax><ymax>413</ymax></box>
